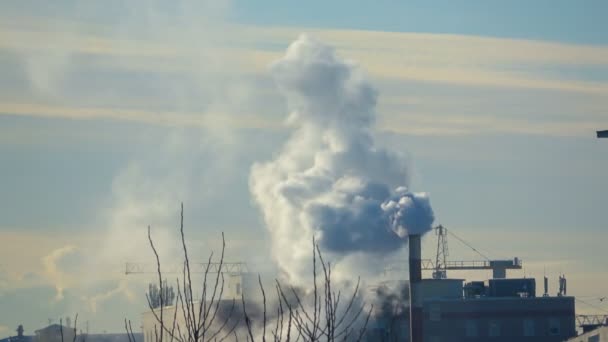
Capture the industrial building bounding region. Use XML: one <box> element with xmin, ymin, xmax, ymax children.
<box><xmin>399</xmin><ymin>227</ymin><xmax>579</xmax><ymax>342</ymax></box>
<box><xmin>421</xmin><ymin>279</ymin><xmax>576</xmax><ymax>341</ymax></box>
<box><xmin>136</xmin><ymin>225</ymin><xmax>601</xmax><ymax>341</ymax></box>
<box><xmin>0</xmin><ymin>325</ymin><xmax>141</xmax><ymax>342</ymax></box>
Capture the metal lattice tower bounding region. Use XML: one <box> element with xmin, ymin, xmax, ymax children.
<box><xmin>433</xmin><ymin>225</ymin><xmax>449</xmax><ymax>279</ymax></box>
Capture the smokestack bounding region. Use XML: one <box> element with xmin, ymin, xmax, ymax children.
<box><xmin>409</xmin><ymin>234</ymin><xmax>423</xmax><ymax>342</ymax></box>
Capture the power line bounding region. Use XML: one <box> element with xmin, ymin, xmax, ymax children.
<box><xmin>446</xmin><ymin>229</ymin><xmax>491</xmax><ymax>261</ymax></box>
<box><xmin>576</xmin><ymin>298</ymin><xmax>608</xmax><ymax>315</ymax></box>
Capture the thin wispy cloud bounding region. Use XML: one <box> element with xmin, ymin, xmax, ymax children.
<box><xmin>1</xmin><ymin>13</ymin><xmax>607</xmax><ymax>137</ymax></box>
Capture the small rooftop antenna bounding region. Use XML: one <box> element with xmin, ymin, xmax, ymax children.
<box><xmin>558</xmin><ymin>274</ymin><xmax>567</xmax><ymax>296</ymax></box>
<box><xmin>543</xmin><ymin>267</ymin><xmax>549</xmax><ymax>297</ymax></box>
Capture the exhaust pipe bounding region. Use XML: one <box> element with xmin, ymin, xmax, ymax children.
<box><xmin>409</xmin><ymin>234</ymin><xmax>423</xmax><ymax>342</ymax></box>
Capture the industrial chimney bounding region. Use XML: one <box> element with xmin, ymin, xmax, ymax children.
<box><xmin>409</xmin><ymin>234</ymin><xmax>423</xmax><ymax>342</ymax></box>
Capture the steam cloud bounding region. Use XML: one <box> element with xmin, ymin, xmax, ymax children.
<box><xmin>250</xmin><ymin>35</ymin><xmax>434</xmax><ymax>285</ymax></box>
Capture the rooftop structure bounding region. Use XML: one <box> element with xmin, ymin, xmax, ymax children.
<box><xmin>397</xmin><ymin>225</ymin><xmax>578</xmax><ymax>341</ymax></box>
<box><xmin>421</xmin><ymin>279</ymin><xmax>576</xmax><ymax>342</ymax></box>
<box><xmin>0</xmin><ymin>325</ymin><xmax>34</xmax><ymax>342</ymax></box>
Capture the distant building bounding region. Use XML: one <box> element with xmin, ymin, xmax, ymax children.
<box><xmin>12</xmin><ymin>325</ymin><xmax>141</xmax><ymax>342</ymax></box>
<box><xmin>77</xmin><ymin>334</ymin><xmax>142</xmax><ymax>342</ymax></box>
<box><xmin>0</xmin><ymin>325</ymin><xmax>34</xmax><ymax>342</ymax></box>
<box><xmin>567</xmin><ymin>326</ymin><xmax>608</xmax><ymax>341</ymax></box>
<box><xmin>142</xmin><ymin>274</ymin><xmax>260</xmax><ymax>342</ymax></box>
<box><xmin>34</xmin><ymin>324</ymin><xmax>75</xmax><ymax>342</ymax></box>
<box><xmin>1</xmin><ymin>325</ymin><xmax>140</xmax><ymax>342</ymax></box>
<box><xmin>142</xmin><ymin>300</ymin><xmax>245</xmax><ymax>342</ymax></box>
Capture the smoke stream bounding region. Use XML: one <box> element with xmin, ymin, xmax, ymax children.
<box><xmin>250</xmin><ymin>35</ymin><xmax>434</xmax><ymax>286</ymax></box>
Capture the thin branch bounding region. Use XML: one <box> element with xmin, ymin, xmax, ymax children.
<box><xmin>148</xmin><ymin>225</ymin><xmax>164</xmax><ymax>342</ymax></box>
<box><xmin>72</xmin><ymin>314</ymin><xmax>79</xmax><ymax>342</ymax></box>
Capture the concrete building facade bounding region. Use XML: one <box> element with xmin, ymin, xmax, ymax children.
<box><xmin>417</xmin><ymin>277</ymin><xmax>576</xmax><ymax>342</ymax></box>
<box><xmin>422</xmin><ymin>296</ymin><xmax>576</xmax><ymax>342</ymax></box>
<box><xmin>368</xmin><ymin>277</ymin><xmax>577</xmax><ymax>342</ymax></box>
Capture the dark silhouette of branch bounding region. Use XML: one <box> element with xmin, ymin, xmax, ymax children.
<box><xmin>147</xmin><ymin>225</ymin><xmax>165</xmax><ymax>342</ymax></box>
<box><xmin>138</xmin><ymin>203</ymin><xmax>238</xmax><ymax>342</ymax></box>
<box><xmin>130</xmin><ymin>204</ymin><xmax>373</xmax><ymax>342</ymax></box>
<box><xmin>125</xmin><ymin>319</ymin><xmax>137</xmax><ymax>342</ymax></box>
<box><xmin>241</xmin><ymin>290</ymin><xmax>255</xmax><ymax>342</ymax></box>
<box><xmin>72</xmin><ymin>314</ymin><xmax>78</xmax><ymax>342</ymax></box>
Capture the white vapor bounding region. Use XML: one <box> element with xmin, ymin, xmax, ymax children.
<box><xmin>84</xmin><ymin>279</ymin><xmax>134</xmax><ymax>313</ymax></box>
<box><xmin>250</xmin><ymin>35</ymin><xmax>434</xmax><ymax>286</ymax></box>
<box><xmin>41</xmin><ymin>245</ymin><xmax>77</xmax><ymax>301</ymax></box>
<box><xmin>5</xmin><ymin>0</ymin><xmax>264</xmax><ymax>330</ymax></box>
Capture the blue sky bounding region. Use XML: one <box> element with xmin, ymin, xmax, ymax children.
<box><xmin>232</xmin><ymin>0</ymin><xmax>608</xmax><ymax>44</ymax></box>
<box><xmin>0</xmin><ymin>0</ymin><xmax>607</xmax><ymax>334</ymax></box>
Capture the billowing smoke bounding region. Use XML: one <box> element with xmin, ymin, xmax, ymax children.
<box><xmin>250</xmin><ymin>35</ymin><xmax>434</xmax><ymax>285</ymax></box>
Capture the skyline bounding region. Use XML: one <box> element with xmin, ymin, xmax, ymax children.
<box><xmin>1</xmin><ymin>0</ymin><xmax>607</xmax><ymax>333</ymax></box>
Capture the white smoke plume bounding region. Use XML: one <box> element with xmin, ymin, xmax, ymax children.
<box><xmin>41</xmin><ymin>245</ymin><xmax>77</xmax><ymax>301</ymax></box>
<box><xmin>250</xmin><ymin>35</ymin><xmax>435</xmax><ymax>286</ymax></box>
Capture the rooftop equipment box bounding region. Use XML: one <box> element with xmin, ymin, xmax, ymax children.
<box><xmin>488</xmin><ymin>278</ymin><xmax>536</xmax><ymax>298</ymax></box>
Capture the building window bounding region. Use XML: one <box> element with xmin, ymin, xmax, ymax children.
<box><xmin>588</xmin><ymin>334</ymin><xmax>600</xmax><ymax>342</ymax></box>
<box><xmin>523</xmin><ymin>319</ymin><xmax>535</xmax><ymax>337</ymax></box>
<box><xmin>489</xmin><ymin>321</ymin><xmax>500</xmax><ymax>337</ymax></box>
<box><xmin>548</xmin><ymin>318</ymin><xmax>560</xmax><ymax>336</ymax></box>
<box><xmin>466</xmin><ymin>320</ymin><xmax>478</xmax><ymax>337</ymax></box>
